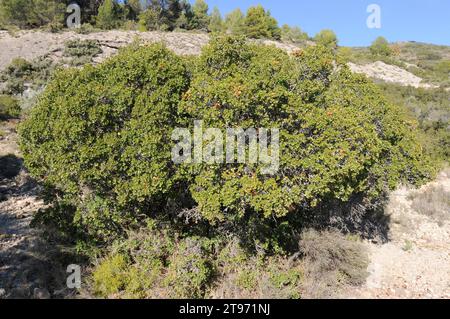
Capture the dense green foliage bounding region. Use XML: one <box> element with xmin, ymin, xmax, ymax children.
<box><xmin>96</xmin><ymin>0</ymin><xmax>122</xmax><ymax>30</ymax></box>
<box><xmin>0</xmin><ymin>0</ymin><xmax>65</xmax><ymax>28</ymax></box>
<box><xmin>243</xmin><ymin>5</ymin><xmax>280</xmax><ymax>40</ymax></box>
<box><xmin>0</xmin><ymin>0</ymin><xmax>307</xmax><ymax>42</ymax></box>
<box><xmin>20</xmin><ymin>43</ymin><xmax>190</xmax><ymax>239</ymax></box>
<box><xmin>179</xmin><ymin>37</ymin><xmax>433</xmax><ymax>224</ymax></box>
<box><xmin>20</xmin><ymin>36</ymin><xmax>434</xmax><ymax>244</ymax></box>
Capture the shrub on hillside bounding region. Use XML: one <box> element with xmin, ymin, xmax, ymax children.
<box><xmin>0</xmin><ymin>95</ymin><xmax>21</xmax><ymax>119</ymax></box>
<box><xmin>314</xmin><ymin>29</ymin><xmax>338</xmax><ymax>49</ymax></box>
<box><xmin>20</xmin><ymin>36</ymin><xmax>434</xmax><ymax>242</ymax></box>
<box><xmin>1</xmin><ymin>57</ymin><xmax>56</xmax><ymax>95</ymax></box>
<box><xmin>90</xmin><ymin>223</ymin><xmax>304</xmax><ymax>299</ymax></box>
<box><xmin>63</xmin><ymin>39</ymin><xmax>103</xmax><ymax>66</ymax></box>
<box><xmin>91</xmin><ymin>222</ymin><xmax>215</xmax><ymax>298</ymax></box>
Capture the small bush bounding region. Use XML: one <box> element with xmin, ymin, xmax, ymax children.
<box><xmin>164</xmin><ymin>237</ymin><xmax>215</xmax><ymax>298</ymax></box>
<box><xmin>314</xmin><ymin>29</ymin><xmax>338</xmax><ymax>49</ymax></box>
<box><xmin>92</xmin><ymin>254</ymin><xmax>129</xmax><ymax>297</ymax></box>
<box><xmin>0</xmin><ymin>95</ymin><xmax>21</xmax><ymax>119</ymax></box>
<box><xmin>75</xmin><ymin>23</ymin><xmax>98</xmax><ymax>34</ymax></box>
<box><xmin>63</xmin><ymin>39</ymin><xmax>103</xmax><ymax>66</ymax></box>
<box><xmin>90</xmin><ymin>222</ymin><xmax>215</xmax><ymax>299</ymax></box>
<box><xmin>44</xmin><ymin>21</ymin><xmax>64</xmax><ymax>33</ymax></box>
<box><xmin>1</xmin><ymin>57</ymin><xmax>56</xmax><ymax>95</ymax></box>
<box><xmin>4</xmin><ymin>57</ymin><xmax>33</xmax><ymax>78</ymax></box>
<box><xmin>299</xmin><ymin>229</ymin><xmax>369</xmax><ymax>298</ymax></box>
<box><xmin>213</xmin><ymin>240</ymin><xmax>303</xmax><ymax>299</ymax></box>
<box><xmin>369</xmin><ymin>36</ymin><xmax>393</xmax><ymax>57</ymax></box>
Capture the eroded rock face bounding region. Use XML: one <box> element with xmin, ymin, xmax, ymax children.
<box><xmin>348</xmin><ymin>61</ymin><xmax>439</xmax><ymax>89</ymax></box>
<box><xmin>0</xmin><ymin>30</ymin><xmax>305</xmax><ymax>71</ymax></box>
<box><xmin>0</xmin><ymin>30</ymin><xmax>208</xmax><ymax>68</ymax></box>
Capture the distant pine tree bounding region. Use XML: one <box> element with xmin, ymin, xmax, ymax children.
<box><xmin>96</xmin><ymin>0</ymin><xmax>121</xmax><ymax>30</ymax></box>
<box><xmin>314</xmin><ymin>29</ymin><xmax>338</xmax><ymax>49</ymax></box>
<box><xmin>190</xmin><ymin>0</ymin><xmax>209</xmax><ymax>30</ymax></box>
<box><xmin>209</xmin><ymin>7</ymin><xmax>223</xmax><ymax>33</ymax></box>
<box><xmin>244</xmin><ymin>5</ymin><xmax>280</xmax><ymax>40</ymax></box>
<box><xmin>224</xmin><ymin>8</ymin><xmax>245</xmax><ymax>35</ymax></box>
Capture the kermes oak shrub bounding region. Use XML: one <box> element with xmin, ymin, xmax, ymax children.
<box><xmin>20</xmin><ymin>36</ymin><xmax>434</xmax><ymax>240</ymax></box>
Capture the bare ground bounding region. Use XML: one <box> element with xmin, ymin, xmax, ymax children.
<box><xmin>344</xmin><ymin>170</ymin><xmax>450</xmax><ymax>299</ymax></box>
<box><xmin>0</xmin><ymin>121</ymin><xmax>70</xmax><ymax>299</ymax></box>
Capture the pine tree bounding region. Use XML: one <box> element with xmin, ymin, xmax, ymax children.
<box><xmin>165</xmin><ymin>0</ymin><xmax>182</xmax><ymax>30</ymax></box>
<box><xmin>0</xmin><ymin>0</ymin><xmax>65</xmax><ymax>28</ymax></box>
<box><xmin>191</xmin><ymin>0</ymin><xmax>209</xmax><ymax>30</ymax></box>
<box><xmin>175</xmin><ymin>0</ymin><xmax>194</xmax><ymax>30</ymax></box>
<box><xmin>369</xmin><ymin>36</ymin><xmax>392</xmax><ymax>56</ymax></box>
<box><xmin>281</xmin><ymin>24</ymin><xmax>308</xmax><ymax>43</ymax></box>
<box><xmin>224</xmin><ymin>8</ymin><xmax>245</xmax><ymax>35</ymax></box>
<box><xmin>123</xmin><ymin>0</ymin><xmax>142</xmax><ymax>21</ymax></box>
<box><xmin>96</xmin><ymin>0</ymin><xmax>121</xmax><ymax>30</ymax></box>
<box><xmin>209</xmin><ymin>6</ymin><xmax>223</xmax><ymax>33</ymax></box>
<box><xmin>244</xmin><ymin>5</ymin><xmax>280</xmax><ymax>40</ymax></box>
<box><xmin>314</xmin><ymin>29</ymin><xmax>338</xmax><ymax>49</ymax></box>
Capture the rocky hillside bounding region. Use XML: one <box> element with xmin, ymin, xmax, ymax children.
<box><xmin>0</xmin><ymin>30</ymin><xmax>300</xmax><ymax>70</ymax></box>
<box><xmin>1</xmin><ymin>30</ymin><xmax>446</xmax><ymax>91</ymax></box>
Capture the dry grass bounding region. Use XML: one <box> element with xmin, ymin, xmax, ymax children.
<box><xmin>408</xmin><ymin>184</ymin><xmax>450</xmax><ymax>226</ymax></box>
<box><xmin>299</xmin><ymin>229</ymin><xmax>369</xmax><ymax>299</ymax></box>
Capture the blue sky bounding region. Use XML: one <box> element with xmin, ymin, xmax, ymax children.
<box><xmin>198</xmin><ymin>0</ymin><xmax>450</xmax><ymax>47</ymax></box>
